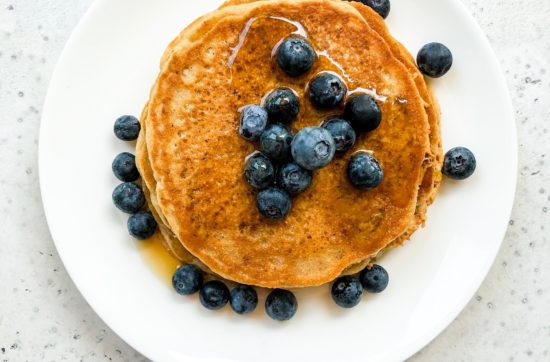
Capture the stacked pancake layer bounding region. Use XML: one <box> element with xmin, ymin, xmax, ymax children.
<box><xmin>136</xmin><ymin>0</ymin><xmax>442</xmax><ymax>288</ymax></box>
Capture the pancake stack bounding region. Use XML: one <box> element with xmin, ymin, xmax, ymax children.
<box><xmin>136</xmin><ymin>0</ymin><xmax>442</xmax><ymax>288</ymax></box>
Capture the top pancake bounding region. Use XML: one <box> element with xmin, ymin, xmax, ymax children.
<box><xmin>138</xmin><ymin>0</ymin><xmax>443</xmax><ymax>274</ymax></box>
<box><xmin>143</xmin><ymin>0</ymin><xmax>430</xmax><ymax>287</ymax></box>
<box><xmin>137</xmin><ymin>1</ymin><xmax>442</xmax><ymax>276</ymax></box>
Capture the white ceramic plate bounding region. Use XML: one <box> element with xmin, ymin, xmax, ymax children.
<box><xmin>39</xmin><ymin>0</ymin><xmax>517</xmax><ymax>361</ymax></box>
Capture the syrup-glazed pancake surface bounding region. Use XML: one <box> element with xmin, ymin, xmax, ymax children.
<box><xmin>143</xmin><ymin>0</ymin><xmax>430</xmax><ymax>287</ymax></box>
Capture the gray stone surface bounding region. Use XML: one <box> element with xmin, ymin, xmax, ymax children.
<box><xmin>0</xmin><ymin>0</ymin><xmax>548</xmax><ymax>361</ymax></box>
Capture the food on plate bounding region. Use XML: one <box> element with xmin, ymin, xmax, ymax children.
<box><xmin>259</xmin><ymin>123</ymin><xmax>294</xmax><ymax>161</ymax></box>
<box><xmin>308</xmin><ymin>72</ymin><xmax>347</xmax><ymax>109</ymax></box>
<box><xmin>277</xmin><ymin>162</ymin><xmax>313</xmax><ymax>195</ymax></box>
<box><xmin>199</xmin><ymin>280</ymin><xmax>231</xmax><ymax>310</ymax></box>
<box><xmin>321</xmin><ymin>118</ymin><xmax>356</xmax><ymax>152</ymax></box>
<box><xmin>256</xmin><ymin>187</ymin><xmax>293</xmax><ymax>219</ymax></box>
<box><xmin>264</xmin><ymin>88</ymin><xmax>301</xmax><ymax>123</ymax></box>
<box><xmin>416</xmin><ymin>42</ymin><xmax>454</xmax><ymax>78</ymax></box>
<box><xmin>331</xmin><ymin>275</ymin><xmax>363</xmax><ymax>308</ymax></box>
<box><xmin>276</xmin><ymin>36</ymin><xmax>316</xmax><ymax>76</ymax></box>
<box><xmin>290</xmin><ymin>126</ymin><xmax>336</xmax><ymax>171</ymax></box>
<box><xmin>230</xmin><ymin>285</ymin><xmax>259</xmax><ymax>315</ymax></box>
<box><xmin>127</xmin><ymin>211</ymin><xmax>157</xmax><ymax>240</ymax></box>
<box><xmin>442</xmin><ymin>146</ymin><xmax>477</xmax><ymax>180</ymax></box>
<box><xmin>265</xmin><ymin>289</ymin><xmax>298</xmax><ymax>321</ymax></box>
<box><xmin>359</xmin><ymin>264</ymin><xmax>389</xmax><ymax>293</ymax></box>
<box><xmin>112</xmin><ymin>152</ymin><xmax>140</xmax><ymax>182</ymax></box>
<box><xmin>108</xmin><ymin>0</ymin><xmax>476</xmax><ymax>320</ymax></box>
<box><xmin>113</xmin><ymin>115</ymin><xmax>141</xmax><ymax>141</ymax></box>
<box><xmin>112</xmin><ymin>182</ymin><xmax>145</xmax><ymax>214</ymax></box>
<box><xmin>244</xmin><ymin>152</ymin><xmax>276</xmax><ymax>190</ymax></box>
<box><xmin>172</xmin><ymin>264</ymin><xmax>203</xmax><ymax>295</ymax></box>
<box><xmin>347</xmin><ymin>153</ymin><xmax>384</xmax><ymax>190</ymax></box>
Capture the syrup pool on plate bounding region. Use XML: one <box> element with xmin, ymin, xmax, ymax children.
<box><xmin>136</xmin><ymin>231</ymin><xmax>180</xmax><ymax>282</ymax></box>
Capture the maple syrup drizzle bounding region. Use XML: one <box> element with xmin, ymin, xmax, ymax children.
<box><xmin>227</xmin><ymin>17</ymin><xmax>257</xmax><ymax>67</ymax></box>
<box><xmin>229</xmin><ymin>17</ymin><xmax>308</xmax><ymax>67</ymax></box>
<box><xmin>268</xmin><ymin>16</ymin><xmax>308</xmax><ymax>37</ymax></box>
<box><xmin>347</xmin><ymin>87</ymin><xmax>388</xmax><ymax>103</ymax></box>
<box><xmin>137</xmin><ymin>231</ymin><xmax>180</xmax><ymax>283</ymax></box>
<box><xmin>316</xmin><ymin>50</ymin><xmax>354</xmax><ymax>83</ymax></box>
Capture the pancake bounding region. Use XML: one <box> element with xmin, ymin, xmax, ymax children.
<box><xmin>145</xmin><ymin>0</ymin><xmax>442</xmax><ymax>251</ymax></box>
<box><xmin>141</xmin><ymin>0</ymin><xmax>431</xmax><ymax>288</ymax></box>
<box><xmin>138</xmin><ymin>0</ymin><xmax>442</xmax><ymax>276</ymax></box>
<box><xmin>138</xmin><ymin>0</ymin><xmax>442</xmax><ymax>280</ymax></box>
<box><xmin>139</xmin><ymin>0</ymin><xmax>434</xmax><ymax>271</ymax></box>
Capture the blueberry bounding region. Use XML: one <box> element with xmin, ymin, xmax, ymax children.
<box><xmin>256</xmin><ymin>187</ymin><xmax>292</xmax><ymax>219</ymax></box>
<box><xmin>331</xmin><ymin>276</ymin><xmax>363</xmax><ymax>308</ymax></box>
<box><xmin>112</xmin><ymin>152</ymin><xmax>139</xmax><ymax>182</ymax></box>
<box><xmin>265</xmin><ymin>289</ymin><xmax>298</xmax><ymax>321</ymax></box>
<box><xmin>352</xmin><ymin>0</ymin><xmax>391</xmax><ymax>19</ymax></box>
<box><xmin>199</xmin><ymin>280</ymin><xmax>230</xmax><ymax>310</ymax></box>
<box><xmin>112</xmin><ymin>182</ymin><xmax>145</xmax><ymax>213</ymax></box>
<box><xmin>291</xmin><ymin>126</ymin><xmax>336</xmax><ymax>171</ymax></box>
<box><xmin>264</xmin><ymin>88</ymin><xmax>300</xmax><ymax>123</ymax></box>
<box><xmin>359</xmin><ymin>264</ymin><xmax>389</xmax><ymax>293</ymax></box>
<box><xmin>260</xmin><ymin>124</ymin><xmax>293</xmax><ymax>162</ymax></box>
<box><xmin>172</xmin><ymin>264</ymin><xmax>203</xmax><ymax>295</ymax></box>
<box><xmin>277</xmin><ymin>162</ymin><xmax>312</xmax><ymax>195</ymax></box>
<box><xmin>347</xmin><ymin>153</ymin><xmax>384</xmax><ymax>189</ymax></box>
<box><xmin>114</xmin><ymin>115</ymin><xmax>140</xmax><ymax>141</ymax></box>
<box><xmin>127</xmin><ymin>211</ymin><xmax>157</xmax><ymax>240</ymax></box>
<box><xmin>344</xmin><ymin>94</ymin><xmax>382</xmax><ymax>132</ymax></box>
<box><xmin>230</xmin><ymin>285</ymin><xmax>258</xmax><ymax>315</ymax></box>
<box><xmin>309</xmin><ymin>73</ymin><xmax>347</xmax><ymax>109</ymax></box>
<box><xmin>442</xmin><ymin>147</ymin><xmax>476</xmax><ymax>180</ymax></box>
<box><xmin>322</xmin><ymin>118</ymin><xmax>356</xmax><ymax>152</ymax></box>
<box><xmin>239</xmin><ymin>105</ymin><xmax>268</xmax><ymax>141</ymax></box>
<box><xmin>417</xmin><ymin>42</ymin><xmax>453</xmax><ymax>78</ymax></box>
<box><xmin>244</xmin><ymin>152</ymin><xmax>275</xmax><ymax>189</ymax></box>
<box><xmin>276</xmin><ymin>37</ymin><xmax>316</xmax><ymax>77</ymax></box>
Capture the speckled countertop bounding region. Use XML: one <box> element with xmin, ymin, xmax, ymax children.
<box><xmin>0</xmin><ymin>0</ymin><xmax>548</xmax><ymax>361</ymax></box>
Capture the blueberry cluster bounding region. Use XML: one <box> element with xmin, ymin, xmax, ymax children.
<box><xmin>240</xmin><ymin>37</ymin><xmax>386</xmax><ymax>219</ymax></box>
<box><xmin>331</xmin><ymin>264</ymin><xmax>389</xmax><ymax>308</ymax></box>
<box><xmin>171</xmin><ymin>262</ymin><xmax>389</xmax><ymax>318</ymax></box>
<box><xmin>415</xmin><ymin>42</ymin><xmax>477</xmax><ymax>179</ymax></box>
<box><xmin>111</xmin><ymin>115</ymin><xmax>158</xmax><ymax>240</ymax></box>
<box><xmin>172</xmin><ymin>264</ymin><xmax>298</xmax><ymax>321</ymax></box>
